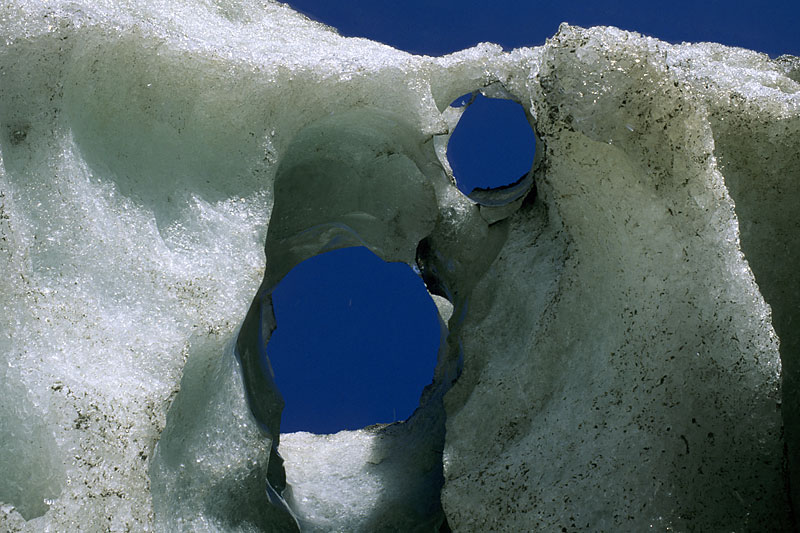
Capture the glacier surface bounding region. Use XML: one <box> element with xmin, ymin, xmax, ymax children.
<box><xmin>0</xmin><ymin>0</ymin><xmax>799</xmax><ymax>531</ymax></box>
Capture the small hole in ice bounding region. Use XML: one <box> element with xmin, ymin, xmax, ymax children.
<box><xmin>267</xmin><ymin>246</ymin><xmax>440</xmax><ymax>434</ymax></box>
<box><xmin>446</xmin><ymin>93</ymin><xmax>535</xmax><ymax>196</ymax></box>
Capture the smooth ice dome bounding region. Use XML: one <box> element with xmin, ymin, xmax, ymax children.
<box><xmin>1</xmin><ymin>0</ymin><xmax>799</xmax><ymax>531</ymax></box>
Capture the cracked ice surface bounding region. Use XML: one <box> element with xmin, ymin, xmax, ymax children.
<box><xmin>1</xmin><ymin>0</ymin><xmax>799</xmax><ymax>530</ymax></box>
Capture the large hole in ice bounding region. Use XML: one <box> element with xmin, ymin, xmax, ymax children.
<box><xmin>446</xmin><ymin>93</ymin><xmax>536</xmax><ymax>203</ymax></box>
<box><xmin>267</xmin><ymin>246</ymin><xmax>441</xmax><ymax>434</ymax></box>
<box><xmin>228</xmin><ymin>108</ymin><xmax>452</xmax><ymax>528</ymax></box>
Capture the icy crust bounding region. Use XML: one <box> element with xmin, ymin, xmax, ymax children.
<box><xmin>0</xmin><ymin>1</ymin><xmax>798</xmax><ymax>530</ymax></box>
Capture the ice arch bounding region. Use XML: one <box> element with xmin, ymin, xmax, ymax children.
<box><xmin>236</xmin><ymin>107</ymin><xmax>440</xmax><ymax>444</ymax></box>
<box><xmin>229</xmin><ymin>107</ymin><xmax>519</xmax><ymax>529</ymax></box>
<box><xmin>0</xmin><ymin>1</ymin><xmax>798</xmax><ymax>530</ymax></box>
<box><xmin>149</xmin><ymin>108</ymin><xmax>474</xmax><ymax>530</ymax></box>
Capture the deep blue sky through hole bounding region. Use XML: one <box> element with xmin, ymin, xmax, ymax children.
<box><xmin>448</xmin><ymin>94</ymin><xmax>536</xmax><ymax>194</ymax></box>
<box><xmin>268</xmin><ymin>247</ymin><xmax>440</xmax><ymax>434</ymax></box>
<box><xmin>273</xmin><ymin>0</ymin><xmax>800</xmax><ymax>434</ymax></box>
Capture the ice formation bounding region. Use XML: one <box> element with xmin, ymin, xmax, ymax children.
<box><xmin>1</xmin><ymin>0</ymin><xmax>799</xmax><ymax>531</ymax></box>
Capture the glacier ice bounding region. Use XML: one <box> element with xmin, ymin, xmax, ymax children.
<box><xmin>0</xmin><ymin>0</ymin><xmax>799</xmax><ymax>530</ymax></box>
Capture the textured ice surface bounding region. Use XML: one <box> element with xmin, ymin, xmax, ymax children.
<box><xmin>279</xmin><ymin>426</ymin><xmax>445</xmax><ymax>532</ymax></box>
<box><xmin>0</xmin><ymin>0</ymin><xmax>798</xmax><ymax>530</ymax></box>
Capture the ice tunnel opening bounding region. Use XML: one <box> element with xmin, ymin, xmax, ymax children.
<box><xmin>446</xmin><ymin>92</ymin><xmax>537</xmax><ymax>203</ymax></box>
<box><xmin>266</xmin><ymin>245</ymin><xmax>442</xmax><ymax>435</ymax></box>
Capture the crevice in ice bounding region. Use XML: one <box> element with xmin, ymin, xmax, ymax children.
<box><xmin>708</xmin><ymin>113</ymin><xmax>800</xmax><ymax>519</ymax></box>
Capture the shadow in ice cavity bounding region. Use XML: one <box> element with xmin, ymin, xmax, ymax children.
<box><xmin>447</xmin><ymin>93</ymin><xmax>536</xmax><ymax>197</ymax></box>
<box><xmin>0</xmin><ymin>381</ymin><xmax>64</xmax><ymax>520</ymax></box>
<box><xmin>266</xmin><ymin>246</ymin><xmax>440</xmax><ymax>434</ymax></box>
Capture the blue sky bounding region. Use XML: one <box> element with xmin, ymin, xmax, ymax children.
<box><xmin>447</xmin><ymin>93</ymin><xmax>536</xmax><ymax>194</ymax></box>
<box><xmin>270</xmin><ymin>0</ymin><xmax>800</xmax><ymax>434</ymax></box>
<box><xmin>269</xmin><ymin>247</ymin><xmax>440</xmax><ymax>433</ymax></box>
<box><xmin>288</xmin><ymin>0</ymin><xmax>799</xmax><ymax>58</ymax></box>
